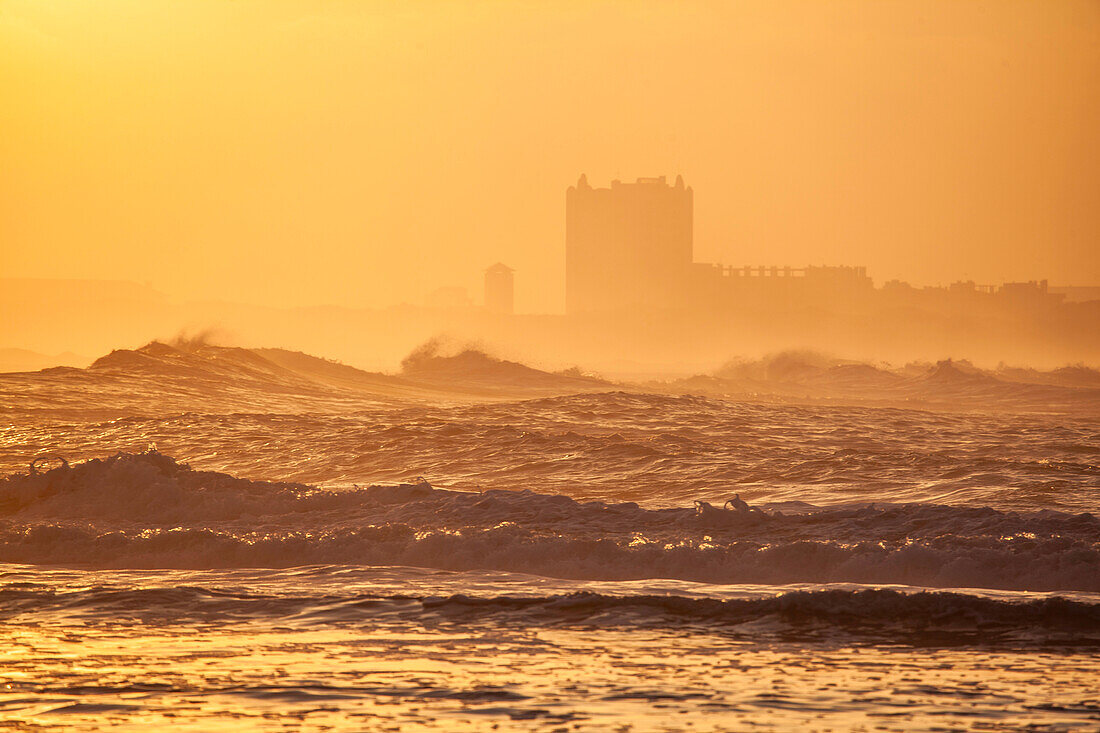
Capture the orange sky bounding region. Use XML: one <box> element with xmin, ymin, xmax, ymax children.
<box><xmin>2</xmin><ymin>0</ymin><xmax>1098</xmax><ymax>312</ymax></box>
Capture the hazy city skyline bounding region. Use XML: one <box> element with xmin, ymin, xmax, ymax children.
<box><xmin>3</xmin><ymin>0</ymin><xmax>1098</xmax><ymax>313</ymax></box>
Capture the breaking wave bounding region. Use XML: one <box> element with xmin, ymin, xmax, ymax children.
<box><xmin>5</xmin><ymin>340</ymin><xmax>1099</xmax><ymax>423</ymax></box>
<box><xmin>696</xmin><ymin>352</ymin><xmax>1100</xmax><ymax>412</ymax></box>
<box><xmin>2</xmin><ymin>452</ymin><xmax>1097</xmax><ymax>592</ymax></box>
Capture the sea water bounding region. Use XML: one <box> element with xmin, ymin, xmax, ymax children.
<box><xmin>1</xmin><ymin>350</ymin><xmax>1098</xmax><ymax>730</ymax></box>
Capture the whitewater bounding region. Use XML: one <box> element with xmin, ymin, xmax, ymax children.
<box><xmin>1</xmin><ymin>341</ymin><xmax>1099</xmax><ymax>731</ymax></box>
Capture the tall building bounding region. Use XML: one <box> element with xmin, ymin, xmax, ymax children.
<box><xmin>484</xmin><ymin>262</ymin><xmax>514</xmax><ymax>315</ymax></box>
<box><xmin>566</xmin><ymin>175</ymin><xmax>693</xmax><ymax>314</ymax></box>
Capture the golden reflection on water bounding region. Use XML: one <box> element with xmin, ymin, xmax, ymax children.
<box><xmin>2</xmin><ymin>620</ymin><xmax>1098</xmax><ymax>731</ymax></box>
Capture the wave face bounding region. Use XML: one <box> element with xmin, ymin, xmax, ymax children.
<box><xmin>4</xmin><ymin>340</ymin><xmax>1099</xmax><ymax>422</ymax></box>
<box><xmin>2</xmin><ymin>452</ymin><xmax>1098</xmax><ymax>592</ymax></box>
<box><xmin>1</xmin><ymin>567</ymin><xmax>1097</xmax><ymax>647</ymax></box>
<box><xmin>0</xmin><ymin>340</ymin><xmax>612</xmax><ymax>420</ymax></box>
<box><xmin>690</xmin><ymin>354</ymin><xmax>1100</xmax><ymax>412</ymax></box>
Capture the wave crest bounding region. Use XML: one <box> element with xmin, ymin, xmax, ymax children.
<box><xmin>1</xmin><ymin>582</ymin><xmax>1097</xmax><ymax>645</ymax></box>
<box><xmin>2</xmin><ymin>453</ymin><xmax>1098</xmax><ymax>591</ymax></box>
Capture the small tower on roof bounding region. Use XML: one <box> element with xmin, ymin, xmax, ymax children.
<box><xmin>484</xmin><ymin>262</ymin><xmax>514</xmax><ymax>315</ymax></box>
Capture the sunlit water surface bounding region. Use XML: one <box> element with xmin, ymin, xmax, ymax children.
<box><xmin>2</xmin><ymin>387</ymin><xmax>1099</xmax><ymax>730</ymax></box>
<box><xmin>3</xmin><ymin>567</ymin><xmax>1100</xmax><ymax>732</ymax></box>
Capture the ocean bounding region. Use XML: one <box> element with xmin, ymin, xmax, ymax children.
<box><xmin>1</xmin><ymin>342</ymin><xmax>1098</xmax><ymax>731</ymax></box>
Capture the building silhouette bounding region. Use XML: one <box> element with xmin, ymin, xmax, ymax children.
<box><xmin>561</xmin><ymin>174</ymin><xmax>1077</xmax><ymax>333</ymax></box>
<box><xmin>691</xmin><ymin>263</ymin><xmax>874</xmax><ymax>310</ymax></box>
<box><xmin>484</xmin><ymin>263</ymin><xmax>514</xmax><ymax>315</ymax></box>
<box><xmin>566</xmin><ymin>175</ymin><xmax>693</xmax><ymax>314</ymax></box>
<box><xmin>566</xmin><ymin>174</ymin><xmax>880</xmax><ymax>313</ymax></box>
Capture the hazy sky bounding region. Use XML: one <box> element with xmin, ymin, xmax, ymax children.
<box><xmin>3</xmin><ymin>0</ymin><xmax>1098</xmax><ymax>312</ymax></box>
